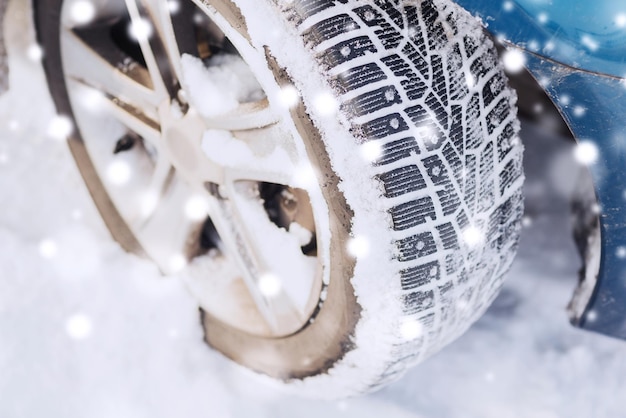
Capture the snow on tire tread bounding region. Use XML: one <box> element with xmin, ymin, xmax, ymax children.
<box><xmin>271</xmin><ymin>0</ymin><xmax>522</xmax><ymax>393</ymax></box>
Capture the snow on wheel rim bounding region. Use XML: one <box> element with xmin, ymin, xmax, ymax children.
<box><xmin>57</xmin><ymin>0</ymin><xmax>330</xmax><ymax>338</ymax></box>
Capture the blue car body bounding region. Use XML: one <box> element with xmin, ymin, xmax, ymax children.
<box><xmin>456</xmin><ymin>0</ymin><xmax>626</xmax><ymax>339</ymax></box>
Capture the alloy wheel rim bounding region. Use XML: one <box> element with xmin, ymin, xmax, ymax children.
<box><xmin>59</xmin><ymin>0</ymin><xmax>327</xmax><ymax>337</ymax></box>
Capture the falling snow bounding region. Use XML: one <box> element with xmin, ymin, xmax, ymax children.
<box><xmin>462</xmin><ymin>226</ymin><xmax>484</xmax><ymax>247</ymax></box>
<box><xmin>347</xmin><ymin>236</ymin><xmax>370</xmax><ymax>258</ymax></box>
<box><xmin>574</xmin><ymin>141</ymin><xmax>599</xmax><ymax>166</ymax></box>
<box><xmin>38</xmin><ymin>238</ymin><xmax>58</xmax><ymax>259</ymax></box>
<box><xmin>258</xmin><ymin>273</ymin><xmax>282</xmax><ymax>298</ymax></box>
<box><xmin>399</xmin><ymin>319</ymin><xmax>423</xmax><ymax>340</ymax></box>
<box><xmin>2</xmin><ymin>0</ymin><xmax>626</xmax><ymax>416</ymax></box>
<box><xmin>184</xmin><ymin>195</ymin><xmax>210</xmax><ymax>221</ymax></box>
<box><xmin>360</xmin><ymin>141</ymin><xmax>383</xmax><ymax>163</ymax></box>
<box><xmin>65</xmin><ymin>313</ymin><xmax>93</xmax><ymax>340</ymax></box>
<box><xmin>573</xmin><ymin>106</ymin><xmax>587</xmax><ymax>117</ymax></box>
<box><xmin>502</xmin><ymin>48</ymin><xmax>526</xmax><ymax>74</ymax></box>
<box><xmin>105</xmin><ymin>160</ymin><xmax>132</xmax><ymax>185</ymax></box>
<box><xmin>313</xmin><ymin>91</ymin><xmax>339</xmax><ymax>116</ymax></box>
<box><xmin>129</xmin><ymin>18</ymin><xmax>153</xmax><ymax>41</ymax></box>
<box><xmin>278</xmin><ymin>84</ymin><xmax>299</xmax><ymax>108</ymax></box>
<box><xmin>47</xmin><ymin>114</ymin><xmax>73</xmax><ymax>140</ymax></box>
<box><xmin>169</xmin><ymin>254</ymin><xmax>188</xmax><ymax>273</ymax></box>
<box><xmin>168</xmin><ymin>0</ymin><xmax>181</xmax><ymax>14</ymax></box>
<box><xmin>69</xmin><ymin>0</ymin><xmax>96</xmax><ymax>25</ymax></box>
<box><xmin>580</xmin><ymin>35</ymin><xmax>599</xmax><ymax>52</ymax></box>
<box><xmin>26</xmin><ymin>44</ymin><xmax>42</xmax><ymax>61</ymax></box>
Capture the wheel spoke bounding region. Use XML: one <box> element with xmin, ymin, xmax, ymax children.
<box><xmin>103</xmin><ymin>95</ymin><xmax>162</xmax><ymax>147</ymax></box>
<box><xmin>135</xmin><ymin>180</ymin><xmax>203</xmax><ymax>273</ymax></box>
<box><xmin>201</xmin><ymin>122</ymin><xmax>303</xmax><ymax>189</ymax></box>
<box><xmin>62</xmin><ymin>28</ymin><xmax>161</xmax><ymax>109</ymax></box>
<box><xmin>124</xmin><ymin>0</ymin><xmax>190</xmax><ymax>100</ymax></box>
<box><xmin>123</xmin><ymin>0</ymin><xmax>168</xmax><ymax>99</ymax></box>
<box><xmin>138</xmin><ymin>154</ymin><xmax>175</xmax><ymax>220</ymax></box>
<box><xmin>207</xmin><ymin>196</ymin><xmax>310</xmax><ymax>333</ymax></box>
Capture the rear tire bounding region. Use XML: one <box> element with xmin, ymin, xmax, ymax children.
<box><xmin>36</xmin><ymin>0</ymin><xmax>524</xmax><ymax>397</ymax></box>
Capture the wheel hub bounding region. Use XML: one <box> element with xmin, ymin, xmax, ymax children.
<box><xmin>158</xmin><ymin>99</ymin><xmax>221</xmax><ymax>187</ymax></box>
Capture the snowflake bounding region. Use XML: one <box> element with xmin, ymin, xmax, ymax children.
<box><xmin>39</xmin><ymin>239</ymin><xmax>58</xmax><ymax>259</ymax></box>
<box><xmin>185</xmin><ymin>195</ymin><xmax>210</xmax><ymax>221</ymax></box>
<box><xmin>168</xmin><ymin>0</ymin><xmax>180</xmax><ymax>14</ymax></box>
<box><xmin>129</xmin><ymin>18</ymin><xmax>153</xmax><ymax>41</ymax></box>
<box><xmin>313</xmin><ymin>92</ymin><xmax>339</xmax><ymax>116</ymax></box>
<box><xmin>65</xmin><ymin>314</ymin><xmax>93</xmax><ymax>340</ymax></box>
<box><xmin>347</xmin><ymin>236</ymin><xmax>370</xmax><ymax>258</ymax></box>
<box><xmin>278</xmin><ymin>84</ymin><xmax>299</xmax><ymax>108</ymax></box>
<box><xmin>259</xmin><ymin>273</ymin><xmax>282</xmax><ymax>298</ymax></box>
<box><xmin>574</xmin><ymin>141</ymin><xmax>599</xmax><ymax>165</ymax></box>
<box><xmin>360</xmin><ymin>141</ymin><xmax>383</xmax><ymax>163</ymax></box>
<box><xmin>399</xmin><ymin>319</ymin><xmax>423</xmax><ymax>340</ymax></box>
<box><xmin>27</xmin><ymin>44</ymin><xmax>43</xmax><ymax>61</ymax></box>
<box><xmin>581</xmin><ymin>35</ymin><xmax>599</xmax><ymax>52</ymax></box>
<box><xmin>573</xmin><ymin>106</ymin><xmax>586</xmax><ymax>117</ymax></box>
<box><xmin>502</xmin><ymin>49</ymin><xmax>526</xmax><ymax>74</ymax></box>
<box><xmin>106</xmin><ymin>160</ymin><xmax>132</xmax><ymax>185</ymax></box>
<box><xmin>169</xmin><ymin>254</ymin><xmax>187</xmax><ymax>273</ymax></box>
<box><xmin>47</xmin><ymin>115</ymin><xmax>73</xmax><ymax>140</ymax></box>
<box><xmin>69</xmin><ymin>0</ymin><xmax>96</xmax><ymax>25</ymax></box>
<box><xmin>462</xmin><ymin>226</ymin><xmax>484</xmax><ymax>247</ymax></box>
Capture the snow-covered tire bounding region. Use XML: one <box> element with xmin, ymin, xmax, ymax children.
<box><xmin>36</xmin><ymin>0</ymin><xmax>523</xmax><ymax>398</ymax></box>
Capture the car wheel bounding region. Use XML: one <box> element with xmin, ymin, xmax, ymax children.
<box><xmin>36</xmin><ymin>0</ymin><xmax>524</xmax><ymax>397</ymax></box>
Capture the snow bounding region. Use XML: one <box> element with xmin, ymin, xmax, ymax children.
<box><xmin>502</xmin><ymin>48</ymin><xmax>526</xmax><ymax>74</ymax></box>
<box><xmin>278</xmin><ymin>84</ymin><xmax>300</xmax><ymax>108</ymax></box>
<box><xmin>2</xmin><ymin>0</ymin><xmax>626</xmax><ymax>415</ymax></box>
<box><xmin>105</xmin><ymin>159</ymin><xmax>133</xmax><ymax>185</ymax></box>
<box><xmin>47</xmin><ymin>114</ymin><xmax>73</xmax><ymax>140</ymax></box>
<box><xmin>68</xmin><ymin>0</ymin><xmax>96</xmax><ymax>25</ymax></box>
<box><xmin>226</xmin><ymin>189</ymin><xmax>318</xmax><ymax>312</ymax></box>
<box><xmin>574</xmin><ymin>141</ymin><xmax>599</xmax><ymax>166</ymax></box>
<box><xmin>258</xmin><ymin>273</ymin><xmax>282</xmax><ymax>298</ymax></box>
<box><xmin>65</xmin><ymin>313</ymin><xmax>94</xmax><ymax>340</ymax></box>
<box><xmin>25</xmin><ymin>43</ymin><xmax>42</xmax><ymax>61</ymax></box>
<box><xmin>184</xmin><ymin>194</ymin><xmax>210</xmax><ymax>221</ymax></box>
<box><xmin>461</xmin><ymin>225</ymin><xmax>485</xmax><ymax>247</ymax></box>
<box><xmin>128</xmin><ymin>18</ymin><xmax>153</xmax><ymax>42</ymax></box>
<box><xmin>347</xmin><ymin>236</ymin><xmax>371</xmax><ymax>259</ymax></box>
<box><xmin>180</xmin><ymin>53</ymin><xmax>264</xmax><ymax>118</ymax></box>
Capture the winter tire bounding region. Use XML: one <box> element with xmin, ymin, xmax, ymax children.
<box><xmin>36</xmin><ymin>0</ymin><xmax>524</xmax><ymax>397</ymax></box>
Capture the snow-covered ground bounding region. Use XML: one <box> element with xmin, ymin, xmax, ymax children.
<box><xmin>2</xmin><ymin>1</ymin><xmax>626</xmax><ymax>417</ymax></box>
